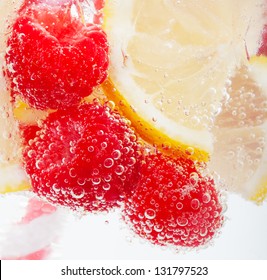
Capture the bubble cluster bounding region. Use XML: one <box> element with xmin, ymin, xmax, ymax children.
<box><xmin>216</xmin><ymin>65</ymin><xmax>267</xmax><ymax>128</ymax></box>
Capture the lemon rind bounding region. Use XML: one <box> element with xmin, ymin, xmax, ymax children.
<box><xmin>247</xmin><ymin>123</ymin><xmax>267</xmax><ymax>204</ymax></box>
<box><xmin>102</xmin><ymin>79</ymin><xmax>210</xmax><ymax>161</ymax></box>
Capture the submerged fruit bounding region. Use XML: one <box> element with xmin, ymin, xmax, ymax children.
<box><xmin>209</xmin><ymin>57</ymin><xmax>267</xmax><ymax>204</ymax></box>
<box><xmin>102</xmin><ymin>0</ymin><xmax>264</xmax><ymax>161</ymax></box>
<box><xmin>23</xmin><ymin>102</ymin><xmax>141</xmax><ymax>212</ymax></box>
<box><xmin>123</xmin><ymin>152</ymin><xmax>224</xmax><ymax>248</ymax></box>
<box><xmin>5</xmin><ymin>0</ymin><xmax>109</xmax><ymax>110</ymax></box>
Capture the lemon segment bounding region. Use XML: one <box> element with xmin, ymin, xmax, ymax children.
<box><xmin>0</xmin><ymin>164</ymin><xmax>30</xmax><ymax>194</ymax></box>
<box><xmin>103</xmin><ymin>0</ymin><xmax>264</xmax><ymax>161</ymax></box>
<box><xmin>249</xmin><ymin>56</ymin><xmax>267</xmax><ymax>93</ymax></box>
<box><xmin>250</xmin><ymin>173</ymin><xmax>267</xmax><ymax>204</ymax></box>
<box><xmin>13</xmin><ymin>99</ymin><xmax>49</xmax><ymax>125</ymax></box>
<box><xmin>209</xmin><ymin>60</ymin><xmax>267</xmax><ymax>204</ymax></box>
<box><xmin>103</xmin><ymin>79</ymin><xmax>210</xmax><ymax>161</ymax></box>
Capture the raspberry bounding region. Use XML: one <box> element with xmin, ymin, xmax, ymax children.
<box><xmin>258</xmin><ymin>24</ymin><xmax>267</xmax><ymax>56</ymax></box>
<box><xmin>123</xmin><ymin>153</ymin><xmax>224</xmax><ymax>248</ymax></box>
<box><xmin>23</xmin><ymin>102</ymin><xmax>142</xmax><ymax>212</ymax></box>
<box><xmin>5</xmin><ymin>1</ymin><xmax>109</xmax><ymax>110</ymax></box>
<box><xmin>19</xmin><ymin>124</ymin><xmax>40</xmax><ymax>146</ymax></box>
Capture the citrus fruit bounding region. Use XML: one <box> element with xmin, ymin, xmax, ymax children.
<box><xmin>102</xmin><ymin>0</ymin><xmax>264</xmax><ymax>161</ymax></box>
<box><xmin>209</xmin><ymin>57</ymin><xmax>267</xmax><ymax>204</ymax></box>
<box><xmin>0</xmin><ymin>164</ymin><xmax>30</xmax><ymax>194</ymax></box>
<box><xmin>0</xmin><ymin>0</ymin><xmax>26</xmax><ymax>189</ymax></box>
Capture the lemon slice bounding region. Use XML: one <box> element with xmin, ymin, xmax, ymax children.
<box><xmin>210</xmin><ymin>125</ymin><xmax>267</xmax><ymax>204</ymax></box>
<box><xmin>0</xmin><ymin>164</ymin><xmax>30</xmax><ymax>194</ymax></box>
<box><xmin>209</xmin><ymin>59</ymin><xmax>267</xmax><ymax>204</ymax></box>
<box><xmin>0</xmin><ymin>0</ymin><xmax>31</xmax><ymax>193</ymax></box>
<box><xmin>102</xmin><ymin>0</ymin><xmax>264</xmax><ymax>161</ymax></box>
<box><xmin>249</xmin><ymin>56</ymin><xmax>267</xmax><ymax>92</ymax></box>
<box><xmin>13</xmin><ymin>99</ymin><xmax>49</xmax><ymax>125</ymax></box>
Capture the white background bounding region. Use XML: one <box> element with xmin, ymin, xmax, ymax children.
<box><xmin>54</xmin><ymin>193</ymin><xmax>267</xmax><ymax>260</ymax></box>
<box><xmin>0</xmin><ymin>188</ymin><xmax>267</xmax><ymax>260</ymax></box>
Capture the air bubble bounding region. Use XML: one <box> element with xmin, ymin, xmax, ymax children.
<box><xmin>128</xmin><ymin>157</ymin><xmax>136</xmax><ymax>166</ymax></box>
<box><xmin>176</xmin><ymin>202</ymin><xmax>183</xmax><ymax>210</ymax></box>
<box><xmin>35</xmin><ymin>159</ymin><xmax>45</xmax><ymax>170</ymax></box>
<box><xmin>92</xmin><ymin>177</ymin><xmax>101</xmax><ymax>185</ymax></box>
<box><xmin>101</xmin><ymin>142</ymin><xmax>108</xmax><ymax>149</ymax></box>
<box><xmin>30</xmin><ymin>73</ymin><xmax>37</xmax><ymax>80</ymax></box>
<box><xmin>104</xmin><ymin>158</ymin><xmax>114</xmax><ymax>168</ymax></box>
<box><xmin>191</xmin><ymin>198</ymin><xmax>200</xmax><ymax>210</ymax></box>
<box><xmin>104</xmin><ymin>174</ymin><xmax>112</xmax><ymax>182</ymax></box>
<box><xmin>144</xmin><ymin>226</ymin><xmax>152</xmax><ymax>234</ymax></box>
<box><xmin>70</xmin><ymin>187</ymin><xmax>85</xmax><ymax>199</ymax></box>
<box><xmin>112</xmin><ymin>150</ymin><xmax>121</xmax><ymax>160</ymax></box>
<box><xmin>226</xmin><ymin>150</ymin><xmax>235</xmax><ymax>160</ymax></box>
<box><xmin>256</xmin><ymin>147</ymin><xmax>263</xmax><ymax>155</ymax></box>
<box><xmin>92</xmin><ymin>168</ymin><xmax>100</xmax><ymax>176</ymax></box>
<box><xmin>202</xmin><ymin>193</ymin><xmax>211</xmax><ymax>204</ymax></box>
<box><xmin>190</xmin><ymin>116</ymin><xmax>200</xmax><ymax>126</ymax></box>
<box><xmin>130</xmin><ymin>134</ymin><xmax>137</xmax><ymax>142</ymax></box>
<box><xmin>52</xmin><ymin>183</ymin><xmax>60</xmax><ymax>193</ymax></box>
<box><xmin>48</xmin><ymin>143</ymin><xmax>56</xmax><ymax>150</ymax></box>
<box><xmin>144</xmin><ymin>208</ymin><xmax>156</xmax><ymax>219</ymax></box>
<box><xmin>106</xmin><ymin>100</ymin><xmax>115</xmax><ymax>110</ymax></box>
<box><xmin>115</xmin><ymin>165</ymin><xmax>125</xmax><ymax>175</ymax></box>
<box><xmin>184</xmin><ymin>109</ymin><xmax>190</xmax><ymax>116</ymax></box>
<box><xmin>68</xmin><ymin>168</ymin><xmax>76</xmax><ymax>178</ymax></box>
<box><xmin>238</xmin><ymin>112</ymin><xmax>246</xmax><ymax>120</ymax></box>
<box><xmin>189</xmin><ymin>172</ymin><xmax>199</xmax><ymax>186</ymax></box>
<box><xmin>77</xmin><ymin>178</ymin><xmax>86</xmax><ymax>186</ymax></box>
<box><xmin>177</xmin><ymin>217</ymin><xmax>188</xmax><ymax>227</ymax></box>
<box><xmin>185</xmin><ymin>147</ymin><xmax>194</xmax><ymax>155</ymax></box>
<box><xmin>95</xmin><ymin>192</ymin><xmax>105</xmax><ymax>200</ymax></box>
<box><xmin>70</xmin><ymin>147</ymin><xmax>75</xmax><ymax>154</ymax></box>
<box><xmin>154</xmin><ymin>224</ymin><xmax>164</xmax><ymax>232</ymax></box>
<box><xmin>88</xmin><ymin>146</ymin><xmax>94</xmax><ymax>152</ymax></box>
<box><xmin>27</xmin><ymin>150</ymin><xmax>36</xmax><ymax>158</ymax></box>
<box><xmin>146</xmin><ymin>220</ymin><xmax>154</xmax><ymax>227</ymax></box>
<box><xmin>103</xmin><ymin>183</ymin><xmax>111</xmax><ymax>191</ymax></box>
<box><xmin>97</xmin><ymin>130</ymin><xmax>104</xmax><ymax>136</ymax></box>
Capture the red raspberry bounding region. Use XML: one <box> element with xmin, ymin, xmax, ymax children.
<box><xmin>258</xmin><ymin>24</ymin><xmax>267</xmax><ymax>56</ymax></box>
<box><xmin>123</xmin><ymin>153</ymin><xmax>224</xmax><ymax>248</ymax></box>
<box><xmin>23</xmin><ymin>102</ymin><xmax>142</xmax><ymax>212</ymax></box>
<box><xmin>5</xmin><ymin>0</ymin><xmax>109</xmax><ymax>110</ymax></box>
<box><xmin>19</xmin><ymin>124</ymin><xmax>40</xmax><ymax>146</ymax></box>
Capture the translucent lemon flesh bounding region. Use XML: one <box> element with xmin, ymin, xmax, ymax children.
<box><xmin>103</xmin><ymin>0</ymin><xmax>264</xmax><ymax>161</ymax></box>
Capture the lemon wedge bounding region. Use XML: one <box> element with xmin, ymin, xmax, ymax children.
<box><xmin>209</xmin><ymin>58</ymin><xmax>267</xmax><ymax>204</ymax></box>
<box><xmin>0</xmin><ymin>164</ymin><xmax>30</xmax><ymax>194</ymax></box>
<box><xmin>0</xmin><ymin>0</ymin><xmax>31</xmax><ymax>193</ymax></box>
<box><xmin>102</xmin><ymin>0</ymin><xmax>264</xmax><ymax>161</ymax></box>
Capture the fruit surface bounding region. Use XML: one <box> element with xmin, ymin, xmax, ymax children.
<box><xmin>102</xmin><ymin>0</ymin><xmax>264</xmax><ymax>161</ymax></box>
<box><xmin>123</xmin><ymin>152</ymin><xmax>223</xmax><ymax>248</ymax></box>
<box><xmin>23</xmin><ymin>102</ymin><xmax>141</xmax><ymax>212</ymax></box>
<box><xmin>5</xmin><ymin>0</ymin><xmax>109</xmax><ymax>110</ymax></box>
